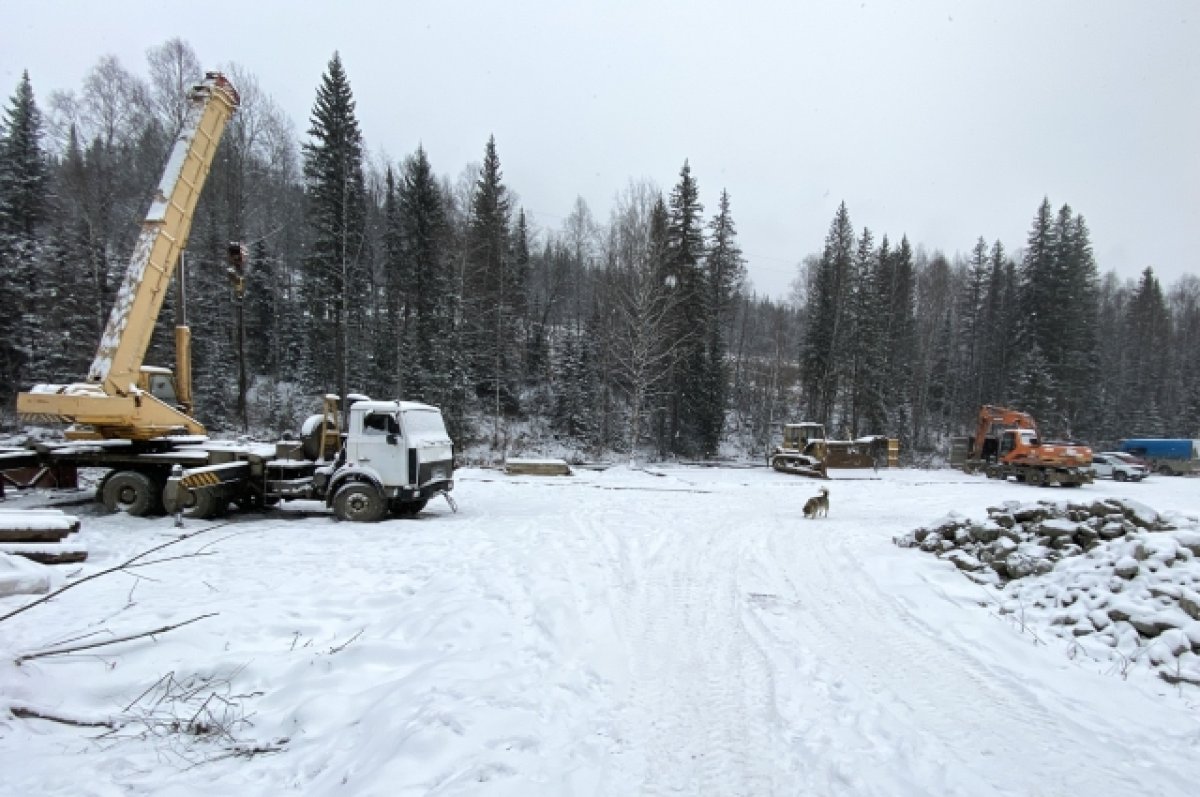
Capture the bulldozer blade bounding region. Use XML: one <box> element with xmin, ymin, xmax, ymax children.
<box><xmin>772</xmin><ymin>463</ymin><xmax>830</xmax><ymax>479</ymax></box>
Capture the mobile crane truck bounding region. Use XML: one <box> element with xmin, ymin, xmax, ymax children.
<box><xmin>5</xmin><ymin>72</ymin><xmax>455</xmax><ymax>521</ymax></box>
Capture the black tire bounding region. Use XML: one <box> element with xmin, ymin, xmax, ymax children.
<box><xmin>333</xmin><ymin>482</ymin><xmax>385</xmax><ymax>522</ymax></box>
<box><xmin>187</xmin><ymin>488</ymin><xmax>228</xmax><ymax>519</ymax></box>
<box><xmin>101</xmin><ymin>471</ymin><xmax>158</xmax><ymax>516</ymax></box>
<box><xmin>390</xmin><ymin>498</ymin><xmax>428</xmax><ymax>517</ymax></box>
<box><xmin>1114</xmin><ymin>471</ymin><xmax>1127</xmax><ymax>482</ymax></box>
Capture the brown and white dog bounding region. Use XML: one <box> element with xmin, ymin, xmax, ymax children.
<box><xmin>803</xmin><ymin>486</ymin><xmax>829</xmax><ymax>519</ymax></box>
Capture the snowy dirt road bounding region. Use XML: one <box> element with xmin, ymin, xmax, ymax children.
<box><xmin>2</xmin><ymin>466</ymin><xmax>1199</xmax><ymax>796</ymax></box>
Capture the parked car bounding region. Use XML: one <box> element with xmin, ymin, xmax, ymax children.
<box><xmin>1091</xmin><ymin>452</ymin><xmax>1149</xmax><ymax>482</ymax></box>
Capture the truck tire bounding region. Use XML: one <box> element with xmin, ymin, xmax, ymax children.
<box><xmin>1114</xmin><ymin>471</ymin><xmax>1127</xmax><ymax>482</ymax></box>
<box><xmin>333</xmin><ymin>482</ymin><xmax>385</xmax><ymax>522</ymax></box>
<box><xmin>188</xmin><ymin>489</ymin><xmax>226</xmax><ymax>520</ymax></box>
<box><xmin>390</xmin><ymin>498</ymin><xmax>428</xmax><ymax>517</ymax></box>
<box><xmin>102</xmin><ymin>471</ymin><xmax>158</xmax><ymax>516</ymax></box>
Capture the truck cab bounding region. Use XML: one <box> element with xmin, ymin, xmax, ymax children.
<box><xmin>329</xmin><ymin>401</ymin><xmax>455</xmax><ymax>520</ymax></box>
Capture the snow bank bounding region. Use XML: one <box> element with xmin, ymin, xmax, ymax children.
<box><xmin>0</xmin><ymin>552</ymin><xmax>50</xmax><ymax>597</ymax></box>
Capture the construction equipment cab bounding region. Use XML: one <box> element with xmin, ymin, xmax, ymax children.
<box><xmin>322</xmin><ymin>401</ymin><xmax>456</xmax><ymax>521</ymax></box>
<box><xmin>769</xmin><ymin>422</ymin><xmax>829</xmax><ymax>478</ymax></box>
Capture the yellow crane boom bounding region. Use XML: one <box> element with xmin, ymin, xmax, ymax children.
<box><xmin>17</xmin><ymin>72</ymin><xmax>239</xmax><ymax>440</ymax></box>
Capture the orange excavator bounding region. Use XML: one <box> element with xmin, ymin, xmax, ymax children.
<box><xmin>959</xmin><ymin>405</ymin><xmax>1092</xmax><ymax>487</ymax></box>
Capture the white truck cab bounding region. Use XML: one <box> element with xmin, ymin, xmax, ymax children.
<box><xmin>330</xmin><ymin>400</ymin><xmax>455</xmax><ymax>520</ymax></box>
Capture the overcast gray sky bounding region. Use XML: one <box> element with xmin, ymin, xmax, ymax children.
<box><xmin>2</xmin><ymin>0</ymin><xmax>1196</xmax><ymax>298</ymax></box>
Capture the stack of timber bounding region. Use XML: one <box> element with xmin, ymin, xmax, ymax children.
<box><xmin>0</xmin><ymin>509</ymin><xmax>87</xmax><ymax>564</ymax></box>
<box><xmin>504</xmin><ymin>458</ymin><xmax>573</xmax><ymax>476</ymax></box>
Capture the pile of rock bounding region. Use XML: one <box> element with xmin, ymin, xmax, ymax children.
<box><xmin>896</xmin><ymin>498</ymin><xmax>1200</xmax><ymax>686</ymax></box>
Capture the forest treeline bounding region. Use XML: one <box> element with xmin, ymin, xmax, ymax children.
<box><xmin>1</xmin><ymin>41</ymin><xmax>1197</xmax><ymax>463</ymax></box>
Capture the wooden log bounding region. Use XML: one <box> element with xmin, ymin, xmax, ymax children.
<box><xmin>505</xmin><ymin>458</ymin><xmax>572</xmax><ymax>476</ymax></box>
<box><xmin>0</xmin><ymin>545</ymin><xmax>88</xmax><ymax>565</ymax></box>
<box><xmin>0</xmin><ymin>510</ymin><xmax>80</xmax><ymax>537</ymax></box>
<box><xmin>0</xmin><ymin>527</ymin><xmax>74</xmax><ymax>543</ymax></box>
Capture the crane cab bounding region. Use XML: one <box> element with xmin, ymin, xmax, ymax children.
<box><xmin>138</xmin><ymin>366</ymin><xmax>182</xmax><ymax>409</ymax></box>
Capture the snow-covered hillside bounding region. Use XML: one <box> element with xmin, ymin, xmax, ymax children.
<box><xmin>2</xmin><ymin>466</ymin><xmax>1199</xmax><ymax>796</ymax></box>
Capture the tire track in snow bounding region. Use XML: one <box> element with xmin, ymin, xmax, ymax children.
<box><xmin>745</xmin><ymin>514</ymin><xmax>1192</xmax><ymax>796</ymax></box>
<box><xmin>603</xmin><ymin>497</ymin><xmax>792</xmax><ymax>796</ymax></box>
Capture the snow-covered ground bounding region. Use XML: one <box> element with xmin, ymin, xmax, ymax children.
<box><xmin>2</xmin><ymin>466</ymin><xmax>1199</xmax><ymax>796</ymax></box>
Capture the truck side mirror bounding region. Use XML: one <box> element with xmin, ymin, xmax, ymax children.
<box><xmin>386</xmin><ymin>433</ymin><xmax>398</xmax><ymax>445</ymax></box>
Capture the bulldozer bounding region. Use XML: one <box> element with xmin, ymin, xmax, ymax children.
<box><xmin>769</xmin><ymin>422</ymin><xmax>829</xmax><ymax>479</ymax></box>
<box><xmin>956</xmin><ymin>405</ymin><xmax>1092</xmax><ymax>487</ymax></box>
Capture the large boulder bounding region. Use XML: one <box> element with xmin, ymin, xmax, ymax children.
<box><xmin>1114</xmin><ymin>557</ymin><xmax>1140</xmax><ymax>579</ymax></box>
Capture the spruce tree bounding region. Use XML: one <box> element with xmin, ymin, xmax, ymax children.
<box><xmin>662</xmin><ymin>160</ymin><xmax>707</xmax><ymax>456</ymax></box>
<box><xmin>1125</xmin><ymin>267</ymin><xmax>1171</xmax><ymax>432</ymax></box>
<box><xmin>463</xmin><ymin>136</ymin><xmax>516</xmax><ymax>445</ymax></box>
<box><xmin>0</xmin><ymin>71</ymin><xmax>48</xmax><ymax>237</ymax></box>
<box><xmin>845</xmin><ymin>227</ymin><xmax>886</xmax><ymax>435</ymax></box>
<box><xmin>802</xmin><ymin>202</ymin><xmax>854</xmax><ymax>426</ymax></box>
<box><xmin>301</xmin><ymin>52</ymin><xmax>367</xmax><ymax>408</ymax></box>
<box><xmin>1020</xmin><ymin>197</ymin><xmax>1057</xmax><ymax>356</ymax></box>
<box><xmin>700</xmin><ymin>189</ymin><xmax>746</xmax><ymax>454</ymax></box>
<box><xmin>0</xmin><ymin>71</ymin><xmax>50</xmax><ymax>401</ymax></box>
<box><xmin>1054</xmin><ymin>211</ymin><xmax>1100</xmax><ymax>437</ymax></box>
<box><xmin>955</xmin><ymin>238</ymin><xmax>990</xmax><ymax>417</ymax></box>
<box><xmin>876</xmin><ymin>234</ymin><xmax>916</xmax><ymax>444</ymax></box>
<box><xmin>380</xmin><ymin>165</ymin><xmax>410</xmax><ymax>397</ymax></box>
<box><xmin>400</xmin><ymin>145</ymin><xmax>463</xmax><ymax>436</ymax></box>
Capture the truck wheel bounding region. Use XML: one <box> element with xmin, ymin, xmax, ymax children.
<box><xmin>102</xmin><ymin>471</ymin><xmax>158</xmax><ymax>516</ymax></box>
<box><xmin>334</xmin><ymin>482</ymin><xmax>385</xmax><ymax>522</ymax></box>
<box><xmin>188</xmin><ymin>489</ymin><xmax>226</xmax><ymax>519</ymax></box>
<box><xmin>390</xmin><ymin>498</ymin><xmax>428</xmax><ymax>517</ymax></box>
<box><xmin>1114</xmin><ymin>471</ymin><xmax>1127</xmax><ymax>482</ymax></box>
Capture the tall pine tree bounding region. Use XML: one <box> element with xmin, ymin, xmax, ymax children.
<box><xmin>0</xmin><ymin>71</ymin><xmax>50</xmax><ymax>401</ymax></box>
<box><xmin>400</xmin><ymin>145</ymin><xmax>465</xmax><ymax>439</ymax></box>
<box><xmin>463</xmin><ymin>136</ymin><xmax>516</xmax><ymax>446</ymax></box>
<box><xmin>661</xmin><ymin>160</ymin><xmax>707</xmax><ymax>456</ymax></box>
<box><xmin>802</xmin><ymin>202</ymin><xmax>854</xmax><ymax>426</ymax></box>
<box><xmin>301</xmin><ymin>52</ymin><xmax>367</xmax><ymax>408</ymax></box>
<box><xmin>700</xmin><ymin>189</ymin><xmax>745</xmax><ymax>454</ymax></box>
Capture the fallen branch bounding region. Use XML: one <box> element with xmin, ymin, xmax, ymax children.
<box><xmin>329</xmin><ymin>628</ymin><xmax>364</xmax><ymax>654</ymax></box>
<box><xmin>10</xmin><ymin>705</ymin><xmax>117</xmax><ymax>728</ymax></box>
<box><xmin>16</xmin><ymin>613</ymin><xmax>218</xmax><ymax>664</ymax></box>
<box><xmin>0</xmin><ymin>522</ymin><xmax>230</xmax><ymax>625</ymax></box>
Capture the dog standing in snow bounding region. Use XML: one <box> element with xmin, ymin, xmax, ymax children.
<box><xmin>803</xmin><ymin>486</ymin><xmax>829</xmax><ymax>519</ymax></box>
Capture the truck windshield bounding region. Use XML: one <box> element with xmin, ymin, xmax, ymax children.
<box><xmin>403</xmin><ymin>410</ymin><xmax>448</xmax><ymax>438</ymax></box>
